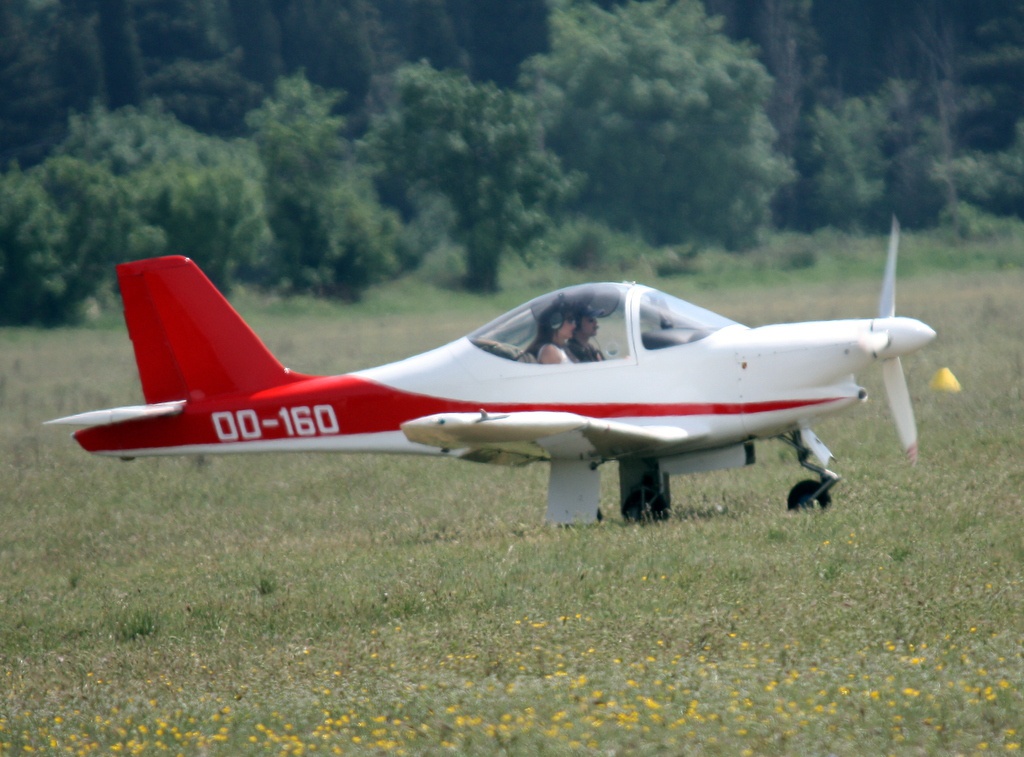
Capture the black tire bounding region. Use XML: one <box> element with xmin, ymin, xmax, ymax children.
<box><xmin>621</xmin><ymin>486</ymin><xmax>670</xmax><ymax>522</ymax></box>
<box><xmin>787</xmin><ymin>479</ymin><xmax>832</xmax><ymax>510</ymax></box>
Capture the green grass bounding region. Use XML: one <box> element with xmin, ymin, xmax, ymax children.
<box><xmin>2</xmin><ymin>240</ymin><xmax>1023</xmax><ymax>754</ymax></box>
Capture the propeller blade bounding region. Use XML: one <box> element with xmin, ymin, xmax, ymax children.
<box><xmin>882</xmin><ymin>356</ymin><xmax>918</xmax><ymax>464</ymax></box>
<box><xmin>879</xmin><ymin>216</ymin><xmax>899</xmax><ymax>318</ymax></box>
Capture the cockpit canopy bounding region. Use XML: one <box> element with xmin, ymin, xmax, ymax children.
<box><xmin>637</xmin><ymin>289</ymin><xmax>739</xmax><ymax>349</ymax></box>
<box><xmin>468</xmin><ymin>282</ymin><xmax>739</xmax><ymax>362</ymax></box>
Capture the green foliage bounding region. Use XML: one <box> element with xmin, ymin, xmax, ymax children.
<box><xmin>315</xmin><ymin>175</ymin><xmax>401</xmax><ymax>300</ymax></box>
<box><xmin>878</xmin><ymin>80</ymin><xmax>948</xmax><ymax>229</ymax></box>
<box><xmin>246</xmin><ymin>73</ymin><xmax>346</xmax><ymax>187</ymax></box>
<box><xmin>944</xmin><ymin>202</ymin><xmax>1024</xmax><ymax>242</ymax></box>
<box><xmin>4</xmin><ymin>0</ymin><xmax>1024</xmax><ymax>252</ymax></box>
<box><xmin>393</xmin><ymin>190</ymin><xmax>462</xmax><ymax>282</ymax></box>
<box><xmin>365</xmin><ymin>63</ymin><xmax>575</xmax><ymax>292</ymax></box>
<box><xmin>228</xmin><ymin>0</ymin><xmax>284</xmax><ymax>87</ymax></box>
<box><xmin>807</xmin><ymin>97</ymin><xmax>888</xmax><ymax>229</ymax></box>
<box><xmin>248</xmin><ymin>73</ymin><xmax>398</xmax><ymax>299</ymax></box>
<box><xmin>803</xmin><ymin>80</ymin><xmax>948</xmax><ymax>231</ymax></box>
<box><xmin>7</xmin><ymin>3</ymin><xmax>1024</xmax><ymax>317</ymax></box>
<box><xmin>0</xmin><ymin>166</ymin><xmax>68</xmax><ymax>325</ymax></box>
<box><xmin>275</xmin><ymin>0</ymin><xmax>380</xmax><ymax>109</ymax></box>
<box><xmin>59</xmin><ymin>102</ymin><xmax>271</xmax><ymax>291</ymax></box>
<box><xmin>96</xmin><ymin>0</ymin><xmax>143</xmax><ymax>109</ymax></box>
<box><xmin>145</xmin><ymin>52</ymin><xmax>266</xmax><ymax>136</ymax></box>
<box><xmin>528</xmin><ymin>0</ymin><xmax>791</xmax><ymax>249</ymax></box>
<box><xmin>464</xmin><ymin>0</ymin><xmax>551</xmax><ymax>87</ymax></box>
<box><xmin>53</xmin><ymin>6</ymin><xmax>106</xmax><ymax>115</ymax></box>
<box><xmin>958</xmin><ymin>2</ymin><xmax>1024</xmax><ymax>152</ymax></box>
<box><xmin>61</xmin><ymin>102</ymin><xmax>256</xmax><ymax>175</ymax></box>
<box><xmin>0</xmin><ymin>154</ymin><xmax>161</xmax><ymax>325</ymax></box>
<box><xmin>951</xmin><ymin>119</ymin><xmax>1024</xmax><ymax>219</ymax></box>
<box><xmin>35</xmin><ymin>155</ymin><xmax>160</xmax><ymax>292</ymax></box>
<box><xmin>135</xmin><ymin>160</ymin><xmax>270</xmax><ymax>291</ymax></box>
<box><xmin>0</xmin><ymin>2</ymin><xmax>64</xmax><ymax>165</ymax></box>
<box><xmin>545</xmin><ymin>217</ymin><xmax>666</xmax><ymax>273</ymax></box>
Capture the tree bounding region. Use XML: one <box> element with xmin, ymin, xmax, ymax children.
<box><xmin>247</xmin><ymin>73</ymin><xmax>399</xmax><ymax>298</ymax></box>
<box><xmin>711</xmin><ymin>0</ymin><xmax>824</xmax><ymax>229</ymax></box>
<box><xmin>34</xmin><ymin>155</ymin><xmax>159</xmax><ymax>304</ymax></box>
<box><xmin>364</xmin><ymin>62</ymin><xmax>575</xmax><ymax>292</ymax></box>
<box><xmin>400</xmin><ymin>0</ymin><xmax>464</xmax><ymax>72</ymax></box>
<box><xmin>951</xmin><ymin>119</ymin><xmax>1024</xmax><ymax>220</ymax></box>
<box><xmin>137</xmin><ymin>160</ymin><xmax>270</xmax><ymax>291</ymax></box>
<box><xmin>57</xmin><ymin>103</ymin><xmax>271</xmax><ymax>291</ymax></box>
<box><xmin>0</xmin><ymin>159</ymin><xmax>147</xmax><ymax>325</ymax></box>
<box><xmin>60</xmin><ymin>102</ymin><xmax>256</xmax><ymax>176</ymax></box>
<box><xmin>133</xmin><ymin>0</ymin><xmax>263</xmax><ymax>135</ymax></box>
<box><xmin>527</xmin><ymin>0</ymin><xmax>791</xmax><ymax>249</ymax></box>
<box><xmin>463</xmin><ymin>0</ymin><xmax>550</xmax><ymax>87</ymax></box>
<box><xmin>806</xmin><ymin>96</ymin><xmax>887</xmax><ymax>229</ymax></box>
<box><xmin>808</xmin><ymin>0</ymin><xmax>922</xmax><ymax>97</ymax></box>
<box><xmin>0</xmin><ymin>154</ymin><xmax>169</xmax><ymax>325</ymax></box>
<box><xmin>275</xmin><ymin>0</ymin><xmax>382</xmax><ymax>117</ymax></box>
<box><xmin>96</xmin><ymin>0</ymin><xmax>143</xmax><ymax>109</ymax></box>
<box><xmin>228</xmin><ymin>0</ymin><xmax>284</xmax><ymax>87</ymax></box>
<box><xmin>0</xmin><ymin>166</ymin><xmax>67</xmax><ymax>325</ymax></box>
<box><xmin>0</xmin><ymin>0</ymin><xmax>64</xmax><ymax>165</ymax></box>
<box><xmin>53</xmin><ymin>2</ymin><xmax>106</xmax><ymax>116</ymax></box>
<box><xmin>957</xmin><ymin>0</ymin><xmax>1024</xmax><ymax>152</ymax></box>
<box><xmin>144</xmin><ymin>52</ymin><xmax>265</xmax><ymax>137</ymax></box>
<box><xmin>133</xmin><ymin>0</ymin><xmax>225</xmax><ymax>64</ymax></box>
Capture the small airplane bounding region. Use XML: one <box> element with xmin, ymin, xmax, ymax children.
<box><xmin>48</xmin><ymin>219</ymin><xmax>935</xmax><ymax>524</ymax></box>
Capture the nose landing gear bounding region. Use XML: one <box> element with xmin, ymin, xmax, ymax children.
<box><xmin>783</xmin><ymin>430</ymin><xmax>840</xmax><ymax>510</ymax></box>
<box><xmin>787</xmin><ymin>478</ymin><xmax>833</xmax><ymax>510</ymax></box>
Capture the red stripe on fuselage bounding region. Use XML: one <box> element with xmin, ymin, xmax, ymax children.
<box><xmin>75</xmin><ymin>375</ymin><xmax>843</xmax><ymax>454</ymax></box>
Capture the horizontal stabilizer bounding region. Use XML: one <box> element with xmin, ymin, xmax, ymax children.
<box><xmin>45</xmin><ymin>400</ymin><xmax>186</xmax><ymax>427</ymax></box>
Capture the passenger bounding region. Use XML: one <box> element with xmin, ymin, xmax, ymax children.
<box><xmin>567</xmin><ymin>306</ymin><xmax>604</xmax><ymax>362</ymax></box>
<box><xmin>527</xmin><ymin>308</ymin><xmax>578</xmax><ymax>364</ymax></box>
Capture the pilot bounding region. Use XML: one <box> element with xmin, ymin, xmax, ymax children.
<box><xmin>567</xmin><ymin>306</ymin><xmax>604</xmax><ymax>362</ymax></box>
<box><xmin>528</xmin><ymin>307</ymin><xmax>578</xmax><ymax>364</ymax></box>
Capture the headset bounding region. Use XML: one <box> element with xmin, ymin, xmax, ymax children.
<box><xmin>544</xmin><ymin>308</ymin><xmax>578</xmax><ymax>330</ymax></box>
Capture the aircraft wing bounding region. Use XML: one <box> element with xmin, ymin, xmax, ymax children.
<box><xmin>401</xmin><ymin>410</ymin><xmax>706</xmax><ymax>465</ymax></box>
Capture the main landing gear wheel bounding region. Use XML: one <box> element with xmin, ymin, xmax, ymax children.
<box><xmin>787</xmin><ymin>479</ymin><xmax>832</xmax><ymax>510</ymax></box>
<box><xmin>621</xmin><ymin>485</ymin><xmax>670</xmax><ymax>522</ymax></box>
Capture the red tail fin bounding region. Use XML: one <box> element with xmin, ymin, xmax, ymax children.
<box><xmin>117</xmin><ymin>256</ymin><xmax>306</xmax><ymax>403</ymax></box>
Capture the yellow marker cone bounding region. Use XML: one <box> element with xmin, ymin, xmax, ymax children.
<box><xmin>929</xmin><ymin>367</ymin><xmax>961</xmax><ymax>392</ymax></box>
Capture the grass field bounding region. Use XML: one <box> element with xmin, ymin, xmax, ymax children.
<box><xmin>2</xmin><ymin>235</ymin><xmax>1023</xmax><ymax>754</ymax></box>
